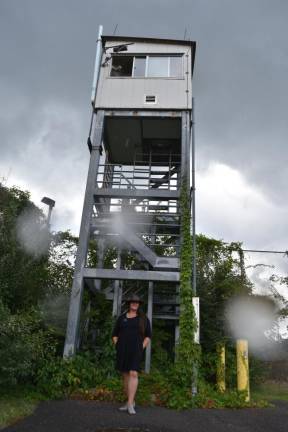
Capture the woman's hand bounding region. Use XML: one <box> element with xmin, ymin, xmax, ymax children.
<box><xmin>142</xmin><ymin>337</ymin><xmax>150</xmax><ymax>349</ymax></box>
<box><xmin>112</xmin><ymin>336</ymin><xmax>118</xmax><ymax>345</ymax></box>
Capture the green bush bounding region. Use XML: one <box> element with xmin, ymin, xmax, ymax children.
<box><xmin>150</xmin><ymin>320</ymin><xmax>174</xmax><ymax>371</ymax></box>
<box><xmin>0</xmin><ymin>301</ymin><xmax>57</xmax><ymax>386</ymax></box>
<box><xmin>62</xmin><ymin>359</ymin><xmax>268</xmax><ymax>409</ymax></box>
<box><xmin>35</xmin><ymin>352</ymin><xmax>105</xmax><ymax>398</ymax></box>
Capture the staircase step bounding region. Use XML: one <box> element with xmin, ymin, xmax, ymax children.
<box><xmin>150</xmin><ymin>178</ymin><xmax>169</xmax><ymax>183</ymax></box>
<box><xmin>155</xmin><ymin>256</ymin><xmax>179</xmax><ymax>269</ymax></box>
<box><xmin>148</xmin><ymin>205</ymin><xmax>169</xmax><ymax>211</ymax></box>
<box><xmin>153</xmin><ymin>300</ymin><xmax>180</xmax><ymax>305</ymax></box>
<box><xmin>152</xmin><ymin>314</ymin><xmax>179</xmax><ymax>320</ymax></box>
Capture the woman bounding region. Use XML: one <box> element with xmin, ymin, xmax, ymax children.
<box><xmin>112</xmin><ymin>293</ymin><xmax>152</xmax><ymax>415</ymax></box>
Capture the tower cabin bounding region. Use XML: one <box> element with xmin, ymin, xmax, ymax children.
<box><xmin>63</xmin><ymin>34</ymin><xmax>196</xmax><ymax>371</ymax></box>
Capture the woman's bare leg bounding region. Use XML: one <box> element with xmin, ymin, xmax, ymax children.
<box><xmin>123</xmin><ymin>372</ymin><xmax>129</xmax><ymax>399</ymax></box>
<box><xmin>127</xmin><ymin>370</ymin><xmax>138</xmax><ymax>406</ymax></box>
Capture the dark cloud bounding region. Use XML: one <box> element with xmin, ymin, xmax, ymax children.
<box><xmin>1</xmin><ymin>0</ymin><xmax>287</xmax><ymax>237</ymax></box>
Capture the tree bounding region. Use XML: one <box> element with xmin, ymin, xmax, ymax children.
<box><xmin>0</xmin><ymin>183</ymin><xmax>49</xmax><ymax>312</ymax></box>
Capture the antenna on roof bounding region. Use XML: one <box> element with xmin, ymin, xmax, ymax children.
<box><xmin>183</xmin><ymin>27</ymin><xmax>187</xmax><ymax>40</ymax></box>
<box><xmin>113</xmin><ymin>24</ymin><xmax>118</xmax><ymax>36</ymax></box>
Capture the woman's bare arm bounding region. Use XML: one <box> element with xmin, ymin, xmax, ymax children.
<box><xmin>143</xmin><ymin>337</ymin><xmax>150</xmax><ymax>349</ymax></box>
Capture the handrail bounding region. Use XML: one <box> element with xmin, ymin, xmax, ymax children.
<box><xmin>119</xmin><ymin>173</ymin><xmax>137</xmax><ymax>189</ymax></box>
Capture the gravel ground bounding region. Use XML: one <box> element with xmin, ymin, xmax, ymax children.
<box><xmin>3</xmin><ymin>400</ymin><xmax>288</xmax><ymax>432</ymax></box>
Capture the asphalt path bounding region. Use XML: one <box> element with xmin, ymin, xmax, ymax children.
<box><xmin>3</xmin><ymin>400</ymin><xmax>288</xmax><ymax>432</ymax></box>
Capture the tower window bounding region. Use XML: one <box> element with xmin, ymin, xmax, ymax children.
<box><xmin>133</xmin><ymin>56</ymin><xmax>146</xmax><ymax>77</ymax></box>
<box><xmin>110</xmin><ymin>55</ymin><xmax>183</xmax><ymax>78</ymax></box>
<box><xmin>147</xmin><ymin>56</ymin><xmax>169</xmax><ymax>77</ymax></box>
<box><xmin>111</xmin><ymin>56</ymin><xmax>133</xmax><ymax>76</ymax></box>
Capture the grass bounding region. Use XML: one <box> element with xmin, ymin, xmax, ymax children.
<box><xmin>0</xmin><ymin>385</ymin><xmax>46</xmax><ymax>430</ymax></box>
<box><xmin>251</xmin><ymin>381</ymin><xmax>288</xmax><ymax>402</ymax></box>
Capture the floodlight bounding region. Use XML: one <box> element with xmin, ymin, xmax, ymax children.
<box><xmin>41</xmin><ymin>197</ymin><xmax>55</xmax><ymax>208</ymax></box>
<box><xmin>113</xmin><ymin>45</ymin><xmax>128</xmax><ymax>53</ymax></box>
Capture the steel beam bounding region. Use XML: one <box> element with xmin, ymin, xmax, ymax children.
<box><xmin>121</xmin><ymin>228</ymin><xmax>157</xmax><ymax>266</ymax></box>
<box><xmin>153</xmin><ymin>314</ymin><xmax>179</xmax><ymax>320</ymax></box>
<box><xmin>181</xmin><ymin>111</ymin><xmax>189</xmax><ymax>182</ymax></box>
<box><xmin>104</xmin><ymin>110</ymin><xmax>182</xmax><ymax>118</ymax></box>
<box><xmin>117</xmin><ymin>281</ymin><xmax>123</xmax><ymax>316</ymax></box>
<box><xmin>63</xmin><ymin>110</ymin><xmax>104</xmax><ymax>358</ymax></box>
<box><xmin>155</xmin><ymin>256</ymin><xmax>179</xmax><ymax>269</ymax></box>
<box><xmin>112</xmin><ymin>249</ymin><xmax>121</xmax><ymax>316</ymax></box>
<box><xmin>145</xmin><ymin>281</ymin><xmax>153</xmax><ymax>373</ymax></box>
<box><xmin>83</xmin><ymin>268</ymin><xmax>180</xmax><ymax>282</ymax></box>
<box><xmin>84</xmin><ymin>278</ymin><xmax>100</xmax><ymax>294</ymax></box>
<box><xmin>191</xmin><ymin>98</ymin><xmax>197</xmax><ymax>296</ymax></box>
<box><xmin>94</xmin><ymin>237</ymin><xmax>105</xmax><ymax>291</ymax></box>
<box><xmin>186</xmin><ymin>110</ymin><xmax>191</xmax><ymax>187</ymax></box>
<box><xmin>94</xmin><ymin>188</ymin><xmax>179</xmax><ymax>200</ymax></box>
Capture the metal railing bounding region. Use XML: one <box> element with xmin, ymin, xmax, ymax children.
<box><xmin>92</xmin><ymin>152</ymin><xmax>182</xmax><ymax>260</ymax></box>
<box><xmin>93</xmin><ymin>198</ymin><xmax>179</xmax><ymax>215</ymax></box>
<box><xmin>96</xmin><ymin>152</ymin><xmax>181</xmax><ymax>191</ymax></box>
<box><xmin>91</xmin><ymin>197</ymin><xmax>181</xmax><ymax>258</ymax></box>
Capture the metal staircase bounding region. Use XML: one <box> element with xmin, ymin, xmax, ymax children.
<box><xmin>88</xmin><ymin>150</ymin><xmax>181</xmax><ymax>329</ymax></box>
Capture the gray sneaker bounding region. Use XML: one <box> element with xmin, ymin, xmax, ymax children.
<box><xmin>127</xmin><ymin>403</ymin><xmax>136</xmax><ymax>415</ymax></box>
<box><xmin>118</xmin><ymin>403</ymin><xmax>128</xmax><ymax>411</ymax></box>
<box><xmin>118</xmin><ymin>402</ymin><xmax>135</xmax><ymax>412</ymax></box>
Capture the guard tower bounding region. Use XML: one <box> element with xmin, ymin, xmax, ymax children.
<box><xmin>63</xmin><ymin>29</ymin><xmax>197</xmax><ymax>371</ymax></box>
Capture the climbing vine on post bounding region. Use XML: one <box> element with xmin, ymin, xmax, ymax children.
<box><xmin>175</xmin><ymin>181</ymin><xmax>200</xmax><ymax>387</ymax></box>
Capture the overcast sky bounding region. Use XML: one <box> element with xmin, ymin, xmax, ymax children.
<box><xmin>1</xmin><ymin>0</ymin><xmax>287</xmax><ymax>289</ymax></box>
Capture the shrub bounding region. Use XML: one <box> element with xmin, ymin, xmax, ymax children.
<box><xmin>64</xmin><ymin>361</ymin><xmax>268</xmax><ymax>409</ymax></box>
<box><xmin>0</xmin><ymin>301</ymin><xmax>57</xmax><ymax>386</ymax></box>
<box><xmin>35</xmin><ymin>352</ymin><xmax>105</xmax><ymax>398</ymax></box>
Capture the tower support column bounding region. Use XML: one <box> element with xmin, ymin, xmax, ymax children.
<box><xmin>145</xmin><ymin>281</ymin><xmax>153</xmax><ymax>373</ymax></box>
<box><xmin>63</xmin><ymin>110</ymin><xmax>104</xmax><ymax>358</ymax></box>
<box><xmin>113</xmin><ymin>248</ymin><xmax>122</xmax><ymax>316</ymax></box>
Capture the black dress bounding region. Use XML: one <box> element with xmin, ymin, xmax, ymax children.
<box><xmin>112</xmin><ymin>313</ymin><xmax>152</xmax><ymax>372</ymax></box>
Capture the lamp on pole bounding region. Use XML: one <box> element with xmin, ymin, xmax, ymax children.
<box><xmin>41</xmin><ymin>196</ymin><xmax>55</xmax><ymax>227</ymax></box>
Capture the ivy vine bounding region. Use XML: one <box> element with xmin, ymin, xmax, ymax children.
<box><xmin>175</xmin><ymin>180</ymin><xmax>201</xmax><ymax>387</ymax></box>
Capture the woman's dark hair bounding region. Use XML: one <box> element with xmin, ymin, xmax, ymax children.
<box><xmin>137</xmin><ymin>308</ymin><xmax>147</xmax><ymax>339</ymax></box>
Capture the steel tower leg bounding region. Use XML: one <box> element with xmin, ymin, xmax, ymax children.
<box><xmin>145</xmin><ymin>281</ymin><xmax>153</xmax><ymax>373</ymax></box>
<box><xmin>113</xmin><ymin>248</ymin><xmax>121</xmax><ymax>316</ymax></box>
<box><xmin>63</xmin><ymin>110</ymin><xmax>104</xmax><ymax>358</ymax></box>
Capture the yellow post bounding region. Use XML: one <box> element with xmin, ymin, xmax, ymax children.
<box><xmin>236</xmin><ymin>339</ymin><xmax>250</xmax><ymax>402</ymax></box>
<box><xmin>216</xmin><ymin>343</ymin><xmax>226</xmax><ymax>392</ymax></box>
